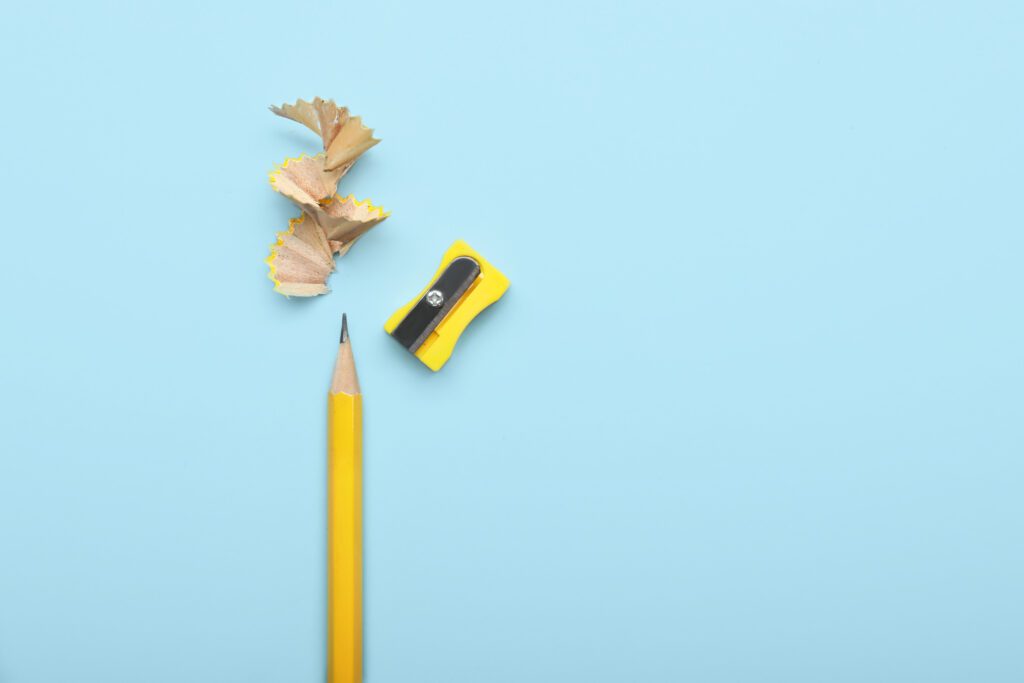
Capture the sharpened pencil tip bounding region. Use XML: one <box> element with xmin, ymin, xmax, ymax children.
<box><xmin>340</xmin><ymin>313</ymin><xmax>349</xmax><ymax>343</ymax></box>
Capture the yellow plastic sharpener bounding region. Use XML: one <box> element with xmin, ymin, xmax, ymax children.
<box><xmin>384</xmin><ymin>240</ymin><xmax>509</xmax><ymax>371</ymax></box>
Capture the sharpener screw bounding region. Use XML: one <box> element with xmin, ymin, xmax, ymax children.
<box><xmin>426</xmin><ymin>290</ymin><xmax>444</xmax><ymax>307</ymax></box>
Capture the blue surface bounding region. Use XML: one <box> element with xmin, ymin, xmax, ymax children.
<box><xmin>1</xmin><ymin>2</ymin><xmax>1022</xmax><ymax>681</ymax></box>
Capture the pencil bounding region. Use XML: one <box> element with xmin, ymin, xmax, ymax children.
<box><xmin>327</xmin><ymin>314</ymin><xmax>362</xmax><ymax>683</ymax></box>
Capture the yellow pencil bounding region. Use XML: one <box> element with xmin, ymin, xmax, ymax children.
<box><xmin>327</xmin><ymin>314</ymin><xmax>362</xmax><ymax>683</ymax></box>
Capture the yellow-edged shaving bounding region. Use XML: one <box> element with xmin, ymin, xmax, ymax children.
<box><xmin>266</xmin><ymin>195</ymin><xmax>388</xmax><ymax>297</ymax></box>
<box><xmin>266</xmin><ymin>214</ymin><xmax>334</xmax><ymax>297</ymax></box>
<box><xmin>269</xmin><ymin>154</ymin><xmax>352</xmax><ymax>210</ymax></box>
<box><xmin>311</xmin><ymin>195</ymin><xmax>390</xmax><ymax>246</ymax></box>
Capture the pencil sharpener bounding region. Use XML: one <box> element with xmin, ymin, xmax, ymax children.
<box><xmin>384</xmin><ymin>240</ymin><xmax>509</xmax><ymax>371</ymax></box>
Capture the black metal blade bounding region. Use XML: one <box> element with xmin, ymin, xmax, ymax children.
<box><xmin>391</xmin><ymin>256</ymin><xmax>481</xmax><ymax>352</ymax></box>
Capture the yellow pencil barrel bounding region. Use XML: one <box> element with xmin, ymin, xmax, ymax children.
<box><xmin>327</xmin><ymin>392</ymin><xmax>362</xmax><ymax>683</ymax></box>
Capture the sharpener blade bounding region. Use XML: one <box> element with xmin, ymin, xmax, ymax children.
<box><xmin>390</xmin><ymin>256</ymin><xmax>481</xmax><ymax>352</ymax></box>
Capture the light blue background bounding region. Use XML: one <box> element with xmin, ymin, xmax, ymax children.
<box><xmin>1</xmin><ymin>1</ymin><xmax>1022</xmax><ymax>681</ymax></box>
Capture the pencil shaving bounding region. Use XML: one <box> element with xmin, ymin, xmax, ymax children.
<box><xmin>266</xmin><ymin>198</ymin><xmax>387</xmax><ymax>297</ymax></box>
<box><xmin>271</xmin><ymin>97</ymin><xmax>380</xmax><ymax>171</ymax></box>
<box><xmin>266</xmin><ymin>96</ymin><xmax>389</xmax><ymax>297</ymax></box>
<box><xmin>266</xmin><ymin>214</ymin><xmax>334</xmax><ymax>297</ymax></box>
<box><xmin>323</xmin><ymin>115</ymin><xmax>378</xmax><ymax>172</ymax></box>
<box><xmin>310</xmin><ymin>195</ymin><xmax>389</xmax><ymax>247</ymax></box>
<box><xmin>269</xmin><ymin>154</ymin><xmax>351</xmax><ymax>210</ymax></box>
